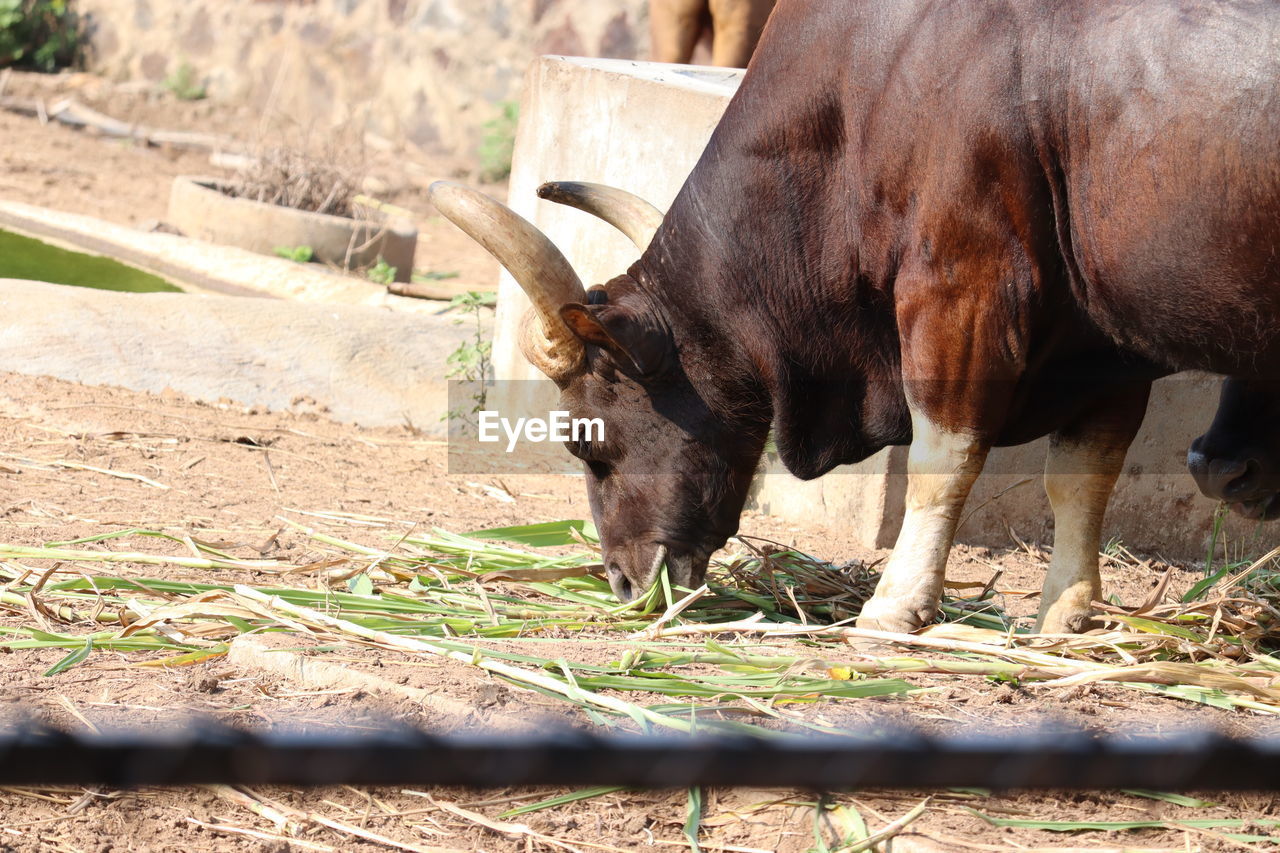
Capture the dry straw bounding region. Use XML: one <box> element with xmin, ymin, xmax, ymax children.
<box><xmin>1</xmin><ymin>517</ymin><xmax>1279</xmax><ymax>726</ymax></box>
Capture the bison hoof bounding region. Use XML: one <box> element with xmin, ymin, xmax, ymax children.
<box><xmin>856</xmin><ymin>594</ymin><xmax>937</xmax><ymax>634</ymax></box>
<box><xmin>1034</xmin><ymin>608</ymin><xmax>1098</xmax><ymax>635</ymax></box>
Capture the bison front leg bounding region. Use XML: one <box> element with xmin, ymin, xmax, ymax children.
<box><xmin>1036</xmin><ymin>388</ymin><xmax>1149</xmax><ymax>634</ymax></box>
<box><xmin>857</xmin><ymin>411</ymin><xmax>990</xmax><ymax>633</ymax></box>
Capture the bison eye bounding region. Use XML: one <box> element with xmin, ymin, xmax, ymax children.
<box><xmin>568</xmin><ymin>439</ymin><xmax>612</xmax><ymax>479</ymax></box>
<box><xmin>569</xmin><ymin>437</ymin><xmax>607</xmax><ymax>461</ymax></box>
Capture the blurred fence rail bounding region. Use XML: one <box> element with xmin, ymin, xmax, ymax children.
<box><xmin>0</xmin><ymin>723</ymin><xmax>1276</xmax><ymax>789</ymax></box>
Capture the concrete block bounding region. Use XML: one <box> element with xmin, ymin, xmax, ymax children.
<box><xmin>496</xmin><ymin>57</ymin><xmax>1257</xmax><ymax>560</ymax></box>
<box><xmin>0</xmin><ymin>279</ymin><xmax>474</xmax><ymax>431</ymax></box>
<box><xmin>495</xmin><ymin>56</ymin><xmax>743</xmax><ymax>382</ymax></box>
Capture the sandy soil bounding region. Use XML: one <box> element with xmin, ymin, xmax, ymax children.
<box><xmin>0</xmin><ymin>70</ymin><xmax>1278</xmax><ymax>852</ymax></box>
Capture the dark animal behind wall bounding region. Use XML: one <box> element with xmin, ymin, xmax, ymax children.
<box><xmin>1189</xmin><ymin>378</ymin><xmax>1280</xmax><ymax>521</ymax></box>
<box><xmin>432</xmin><ymin>0</ymin><xmax>1280</xmax><ymax>634</ymax></box>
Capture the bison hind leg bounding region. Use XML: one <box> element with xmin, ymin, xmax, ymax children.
<box><xmin>1036</xmin><ymin>386</ymin><xmax>1150</xmax><ymax>634</ymax></box>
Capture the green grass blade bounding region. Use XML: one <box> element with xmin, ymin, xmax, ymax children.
<box><xmin>135</xmin><ymin>645</ymin><xmax>229</xmax><ymax>667</ymax></box>
<box><xmin>500</xmin><ymin>786</ymin><xmax>627</xmax><ymax>819</ymax></box>
<box><xmin>1109</xmin><ymin>614</ymin><xmax>1203</xmax><ymax>641</ymax></box>
<box><xmin>45</xmin><ymin>528</ymin><xmax>154</xmax><ymax>547</ymax></box>
<box><xmin>811</xmin><ymin>794</ymin><xmax>833</xmax><ymax>853</ymax></box>
<box><xmin>467</xmin><ymin>520</ymin><xmax>598</xmax><ymax>547</ymax></box>
<box><xmin>1121</xmin><ymin>790</ymin><xmax>1216</xmax><ymax>808</ymax></box>
<box><xmin>683</xmin><ymin>786</ymin><xmax>704</xmax><ymax>853</ymax></box>
<box><xmin>1183</xmin><ymin>562</ymin><xmax>1240</xmax><ymax>602</ymax></box>
<box><xmin>969</xmin><ymin>809</ymin><xmax>1280</xmax><ymax>833</ymax></box>
<box><xmin>43</xmin><ymin>636</ymin><xmax>94</xmax><ymax>677</ymax></box>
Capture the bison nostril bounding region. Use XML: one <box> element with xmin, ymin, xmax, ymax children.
<box><xmin>606</xmin><ymin>561</ymin><xmax>634</xmax><ymax>602</ymax></box>
<box><xmin>1194</xmin><ymin>456</ymin><xmax>1250</xmax><ymax>499</ymax></box>
<box><xmin>1223</xmin><ymin>458</ymin><xmax>1261</xmax><ymax>499</ymax></box>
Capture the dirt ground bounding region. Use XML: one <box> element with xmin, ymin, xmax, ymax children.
<box><xmin>0</xmin><ymin>70</ymin><xmax>502</xmax><ymax>295</ymax></box>
<box><xmin>3</xmin><ymin>371</ymin><xmax>1278</xmax><ymax>853</ymax></box>
<box><xmin>1</xmin><ymin>70</ymin><xmax>1279</xmax><ymax>852</ymax></box>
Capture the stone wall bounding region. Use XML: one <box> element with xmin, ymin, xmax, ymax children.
<box><xmin>75</xmin><ymin>0</ymin><xmax>651</xmax><ymax>159</ymax></box>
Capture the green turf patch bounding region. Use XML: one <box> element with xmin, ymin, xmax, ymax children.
<box><xmin>0</xmin><ymin>228</ymin><xmax>181</xmax><ymax>293</ymax></box>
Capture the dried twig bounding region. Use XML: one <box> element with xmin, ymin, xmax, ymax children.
<box><xmin>846</xmin><ymin>796</ymin><xmax>931</xmax><ymax>852</ymax></box>
<box><xmin>0</xmin><ymin>95</ymin><xmax>240</xmax><ymax>151</ymax></box>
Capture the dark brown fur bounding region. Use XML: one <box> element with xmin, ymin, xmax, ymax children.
<box><xmin>1189</xmin><ymin>379</ymin><xmax>1280</xmax><ymax>520</ymax></box>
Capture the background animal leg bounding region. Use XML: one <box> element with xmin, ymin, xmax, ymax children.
<box><xmin>707</xmin><ymin>0</ymin><xmax>775</xmax><ymax>67</ymax></box>
<box><xmin>857</xmin><ymin>414</ymin><xmax>989</xmax><ymax>633</ymax></box>
<box><xmin>650</xmin><ymin>0</ymin><xmax>707</xmax><ymax>64</ymax></box>
<box><xmin>1037</xmin><ymin>387</ymin><xmax>1150</xmax><ymax>634</ymax></box>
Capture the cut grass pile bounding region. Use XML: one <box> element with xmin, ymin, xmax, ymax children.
<box><xmin>1</xmin><ymin>513</ymin><xmax>1280</xmax><ymax>726</ymax></box>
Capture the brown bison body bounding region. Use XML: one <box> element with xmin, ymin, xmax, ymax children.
<box><xmin>650</xmin><ymin>0</ymin><xmax>776</xmax><ymax>67</ymax></box>
<box><xmin>435</xmin><ymin>0</ymin><xmax>1280</xmax><ymax>633</ymax></box>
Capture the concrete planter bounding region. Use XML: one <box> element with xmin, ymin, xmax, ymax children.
<box><xmin>0</xmin><ymin>200</ymin><xmax>435</xmax><ymax>307</ymax></box>
<box><xmin>0</xmin><ymin>202</ymin><xmax>470</xmax><ymax>431</ymax></box>
<box><xmin>167</xmin><ymin>176</ymin><xmax>416</xmax><ymax>282</ymax></box>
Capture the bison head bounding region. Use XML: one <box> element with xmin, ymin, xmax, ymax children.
<box><xmin>1188</xmin><ymin>378</ymin><xmax>1280</xmax><ymax>521</ymax></box>
<box><xmin>430</xmin><ymin>181</ymin><xmax>767</xmax><ymax>601</ymax></box>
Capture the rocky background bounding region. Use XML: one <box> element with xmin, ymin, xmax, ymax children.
<box><xmin>74</xmin><ymin>0</ymin><xmax>652</xmax><ymax>160</ymax></box>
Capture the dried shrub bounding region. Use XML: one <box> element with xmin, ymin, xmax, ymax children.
<box><xmin>227</xmin><ymin>119</ymin><xmax>369</xmax><ymax>218</ymax></box>
<box><xmin>231</xmin><ymin>144</ymin><xmax>362</xmax><ymax>218</ymax></box>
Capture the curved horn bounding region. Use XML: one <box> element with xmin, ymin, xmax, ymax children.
<box><xmin>428</xmin><ymin>181</ymin><xmax>586</xmax><ymax>382</ymax></box>
<box><xmin>537</xmin><ymin>181</ymin><xmax>664</xmax><ymax>251</ymax></box>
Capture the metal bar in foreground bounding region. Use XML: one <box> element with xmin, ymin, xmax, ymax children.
<box><xmin>1</xmin><ymin>723</ymin><xmax>1278</xmax><ymax>790</ymax></box>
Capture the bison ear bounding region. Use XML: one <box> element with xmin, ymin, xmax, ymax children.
<box><xmin>559</xmin><ymin>303</ymin><xmax>669</xmax><ymax>376</ymax></box>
